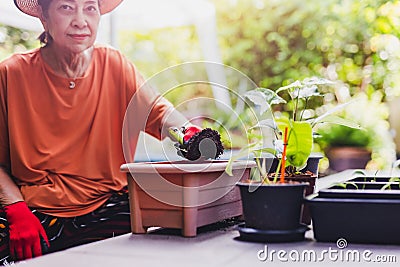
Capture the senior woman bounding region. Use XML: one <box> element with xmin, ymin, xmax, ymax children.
<box><xmin>0</xmin><ymin>0</ymin><xmax>203</xmax><ymax>264</ymax></box>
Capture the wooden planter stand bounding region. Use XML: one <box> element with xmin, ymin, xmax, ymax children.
<box><xmin>120</xmin><ymin>160</ymin><xmax>255</xmax><ymax>237</ymax></box>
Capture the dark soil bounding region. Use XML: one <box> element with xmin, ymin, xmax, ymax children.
<box><xmin>177</xmin><ymin>128</ymin><xmax>224</xmax><ymax>161</ymax></box>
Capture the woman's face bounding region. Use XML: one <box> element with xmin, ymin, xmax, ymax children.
<box><xmin>40</xmin><ymin>0</ymin><xmax>101</xmax><ymax>53</ymax></box>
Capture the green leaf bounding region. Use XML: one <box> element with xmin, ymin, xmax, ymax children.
<box><xmin>244</xmin><ymin>88</ymin><xmax>286</xmax><ymax>116</ymax></box>
<box><xmin>310</xmin><ymin>115</ymin><xmax>362</xmax><ymax>129</ymax></box>
<box><xmin>244</xmin><ymin>90</ymin><xmax>271</xmax><ymax>115</ymax></box>
<box><xmin>256</xmin><ymin>88</ymin><xmax>287</xmax><ymax>105</ymax></box>
<box><xmin>276</xmin><ymin>117</ymin><xmax>313</xmax><ymax>168</ymax></box>
<box><xmin>302</xmin><ymin>77</ymin><xmax>335</xmax><ymax>86</ymax></box>
<box><xmin>351</xmin><ymin>170</ymin><xmax>367</xmax><ymax>179</ymax></box>
<box><xmin>277</xmin><ymin>77</ymin><xmax>333</xmax><ymax>100</ymax></box>
<box><xmin>252</xmin><ymin>147</ymin><xmax>277</xmax><ymax>156</ymax></box>
<box><xmin>225</xmin><ymin>142</ymin><xmax>258</xmax><ymax>176</ymax></box>
<box><xmin>276</xmin><ymin>80</ymin><xmax>302</xmax><ymax>93</ymax></box>
<box><xmin>168</xmin><ymin>127</ymin><xmax>184</xmax><ymax>144</ymax></box>
<box><xmin>290</xmin><ymin>85</ymin><xmax>321</xmax><ymax>99</ymax></box>
<box><xmin>335</xmin><ymin>183</ymin><xmax>347</xmax><ymax>189</ymax></box>
<box><xmin>335</xmin><ymin>182</ymin><xmax>358</xmax><ymax>189</ymax></box>
<box><xmin>249</xmin><ymin>119</ymin><xmax>278</xmax><ymax>131</ymax></box>
<box><xmin>311</xmin><ymin>100</ymin><xmax>356</xmax><ymax>128</ymax></box>
<box><xmin>380</xmin><ymin>174</ymin><xmax>400</xmax><ymax>190</ymax></box>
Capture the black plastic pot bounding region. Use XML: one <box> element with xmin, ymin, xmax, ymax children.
<box><xmin>237</xmin><ymin>182</ymin><xmax>307</xmax><ymax>230</ymax></box>
<box><xmin>308</xmin><ymin>176</ymin><xmax>400</xmax><ymax>244</ymax></box>
<box><xmin>284</xmin><ymin>174</ymin><xmax>316</xmax><ymax>225</ymax></box>
<box><xmin>255</xmin><ymin>154</ymin><xmax>322</xmax><ymax>225</ymax></box>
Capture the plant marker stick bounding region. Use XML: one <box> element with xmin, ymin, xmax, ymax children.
<box><xmin>280</xmin><ymin>127</ymin><xmax>288</xmax><ymax>184</ymax></box>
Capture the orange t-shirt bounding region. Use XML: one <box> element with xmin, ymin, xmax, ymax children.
<box><xmin>0</xmin><ymin>46</ymin><xmax>172</xmax><ymax>217</ymax></box>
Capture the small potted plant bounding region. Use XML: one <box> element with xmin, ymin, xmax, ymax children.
<box><xmin>226</xmin><ymin>77</ymin><xmax>360</xmax><ymax>242</ymax></box>
<box><xmin>316</xmin><ymin>122</ymin><xmax>373</xmax><ymax>172</ymax></box>
<box><xmin>232</xmin><ymin>128</ymin><xmax>311</xmax><ymax>243</ymax></box>
<box><xmin>242</xmin><ymin>77</ymin><xmax>360</xmax><ymax>176</ymax></box>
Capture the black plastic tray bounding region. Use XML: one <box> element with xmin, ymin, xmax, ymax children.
<box><xmin>307</xmin><ymin>192</ymin><xmax>400</xmax><ymax>244</ymax></box>
<box><xmin>318</xmin><ymin>176</ymin><xmax>400</xmax><ymax>199</ymax></box>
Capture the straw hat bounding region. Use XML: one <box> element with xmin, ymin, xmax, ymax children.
<box><xmin>14</xmin><ymin>0</ymin><xmax>123</xmax><ymax>17</ymax></box>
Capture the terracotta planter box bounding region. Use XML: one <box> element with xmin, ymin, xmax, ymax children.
<box><xmin>120</xmin><ymin>160</ymin><xmax>256</xmax><ymax>237</ymax></box>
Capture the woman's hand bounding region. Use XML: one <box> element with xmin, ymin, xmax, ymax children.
<box><xmin>168</xmin><ymin>125</ymin><xmax>202</xmax><ymax>145</ymax></box>
<box><xmin>4</xmin><ymin>201</ymin><xmax>49</xmax><ymax>260</ymax></box>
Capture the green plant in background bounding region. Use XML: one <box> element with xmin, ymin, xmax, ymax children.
<box><xmin>329</xmin><ymin>92</ymin><xmax>393</xmax><ymax>168</ymax></box>
<box><xmin>316</xmin><ymin>124</ymin><xmax>372</xmax><ymax>149</ymax></box>
<box><xmin>213</xmin><ymin>0</ymin><xmax>400</xmax><ymax>97</ymax></box>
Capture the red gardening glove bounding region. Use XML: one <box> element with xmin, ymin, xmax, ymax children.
<box><xmin>183</xmin><ymin>125</ymin><xmax>202</xmax><ymax>143</ymax></box>
<box><xmin>4</xmin><ymin>201</ymin><xmax>49</xmax><ymax>260</ymax></box>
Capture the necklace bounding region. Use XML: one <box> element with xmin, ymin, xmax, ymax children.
<box><xmin>67</xmin><ymin>70</ymin><xmax>80</xmax><ymax>89</ymax></box>
<box><xmin>69</xmin><ymin>80</ymin><xmax>76</xmax><ymax>89</ymax></box>
<box><xmin>41</xmin><ymin>46</ymin><xmax>94</xmax><ymax>90</ymax></box>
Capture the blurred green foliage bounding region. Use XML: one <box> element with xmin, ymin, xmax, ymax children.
<box><xmin>213</xmin><ymin>0</ymin><xmax>400</xmax><ymax>100</ymax></box>
<box><xmin>0</xmin><ymin>25</ymin><xmax>39</xmax><ymax>60</ymax></box>
<box><xmin>317</xmin><ymin>124</ymin><xmax>372</xmax><ymax>148</ymax></box>
<box><xmin>118</xmin><ymin>26</ymin><xmax>202</xmax><ymax>80</ymax></box>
